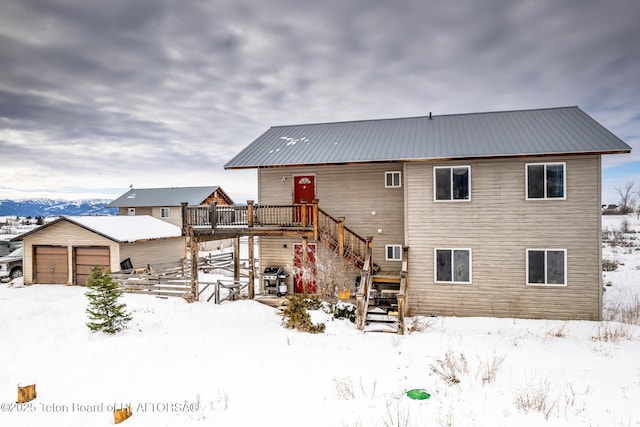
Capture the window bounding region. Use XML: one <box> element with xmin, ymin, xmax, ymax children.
<box><xmin>435</xmin><ymin>248</ymin><xmax>471</xmax><ymax>283</ymax></box>
<box><xmin>526</xmin><ymin>163</ymin><xmax>565</xmax><ymax>199</ymax></box>
<box><xmin>385</xmin><ymin>245</ymin><xmax>402</xmax><ymax>261</ymax></box>
<box><xmin>385</xmin><ymin>171</ymin><xmax>402</xmax><ymax>188</ymax></box>
<box><xmin>526</xmin><ymin>249</ymin><xmax>566</xmax><ymax>286</ymax></box>
<box><xmin>160</xmin><ymin>208</ymin><xmax>170</xmax><ymax>218</ymax></box>
<box><xmin>127</xmin><ymin>208</ymin><xmax>135</xmax><ymax>216</ymax></box>
<box><xmin>434</xmin><ymin>166</ymin><xmax>470</xmax><ymax>201</ymax></box>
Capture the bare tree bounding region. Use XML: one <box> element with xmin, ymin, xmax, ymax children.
<box><xmin>615</xmin><ymin>182</ymin><xmax>635</xmax><ymax>214</ymax></box>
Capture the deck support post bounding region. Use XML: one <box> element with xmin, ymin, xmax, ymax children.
<box><xmin>181</xmin><ymin>202</ymin><xmax>188</xmax><ymax>235</ymax></box>
<box><xmin>233</xmin><ymin>236</ymin><xmax>240</xmax><ymax>283</ymax></box>
<box><xmin>248</xmin><ymin>234</ymin><xmax>255</xmax><ymax>299</ymax></box>
<box><xmin>302</xmin><ymin>235</ymin><xmax>309</xmax><ymax>295</ymax></box>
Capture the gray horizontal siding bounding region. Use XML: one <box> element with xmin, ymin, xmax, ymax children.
<box><xmin>258</xmin><ymin>163</ymin><xmax>405</xmax><ymax>273</ymax></box>
<box><xmin>406</xmin><ymin>155</ymin><xmax>602</xmax><ymax>320</ymax></box>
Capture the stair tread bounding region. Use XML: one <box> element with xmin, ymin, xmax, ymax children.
<box><xmin>364</xmin><ymin>322</ymin><xmax>398</xmax><ymax>333</ymax></box>
<box><xmin>366</xmin><ymin>313</ymin><xmax>398</xmax><ymax>322</ymax></box>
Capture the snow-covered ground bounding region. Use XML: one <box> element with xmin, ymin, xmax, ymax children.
<box><xmin>1</xmin><ymin>216</ymin><xmax>639</xmax><ymax>426</ymax></box>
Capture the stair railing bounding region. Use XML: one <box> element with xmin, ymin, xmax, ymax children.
<box><xmin>355</xmin><ymin>238</ymin><xmax>374</xmax><ymax>330</ymax></box>
<box><xmin>396</xmin><ymin>246</ymin><xmax>409</xmax><ymax>334</ymax></box>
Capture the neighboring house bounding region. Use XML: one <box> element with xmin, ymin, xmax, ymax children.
<box><xmin>108</xmin><ymin>186</ymin><xmax>234</xmax><ymax>228</ymax></box>
<box><xmin>14</xmin><ymin>216</ymin><xmax>185</xmax><ymax>286</ymax></box>
<box><xmin>224</xmin><ymin>106</ymin><xmax>631</xmax><ymax>321</ymax></box>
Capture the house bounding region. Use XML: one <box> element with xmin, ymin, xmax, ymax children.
<box><xmin>108</xmin><ymin>186</ymin><xmax>233</xmax><ymax>228</ymax></box>
<box><xmin>221</xmin><ymin>106</ymin><xmax>631</xmax><ymax>322</ymax></box>
<box><xmin>14</xmin><ymin>216</ymin><xmax>185</xmax><ymax>286</ymax></box>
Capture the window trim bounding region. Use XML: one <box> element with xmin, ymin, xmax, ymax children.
<box><xmin>434</xmin><ymin>248</ymin><xmax>472</xmax><ymax>284</ymax></box>
<box><xmin>525</xmin><ymin>162</ymin><xmax>567</xmax><ymax>200</ymax></box>
<box><xmin>525</xmin><ymin>248</ymin><xmax>567</xmax><ymax>287</ymax></box>
<box><xmin>433</xmin><ymin>165</ymin><xmax>471</xmax><ymax>202</ymax></box>
<box><xmin>385</xmin><ymin>171</ymin><xmax>402</xmax><ymax>188</ymax></box>
<box><xmin>385</xmin><ymin>244</ymin><xmax>403</xmax><ymax>261</ymax></box>
<box><xmin>160</xmin><ymin>207</ymin><xmax>171</xmax><ymax>218</ymax></box>
<box><xmin>127</xmin><ymin>208</ymin><xmax>136</xmax><ymax>216</ymax></box>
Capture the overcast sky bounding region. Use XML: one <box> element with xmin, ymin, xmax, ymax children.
<box><xmin>0</xmin><ymin>0</ymin><xmax>638</xmax><ymax>204</ymax></box>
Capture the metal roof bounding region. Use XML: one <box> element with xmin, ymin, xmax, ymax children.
<box><xmin>224</xmin><ymin>107</ymin><xmax>631</xmax><ymax>169</ymax></box>
<box><xmin>107</xmin><ymin>186</ymin><xmax>223</xmax><ymax>208</ymax></box>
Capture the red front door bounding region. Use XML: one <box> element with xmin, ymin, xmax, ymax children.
<box><xmin>293</xmin><ymin>243</ymin><xmax>316</xmax><ymax>294</ymax></box>
<box><xmin>293</xmin><ymin>175</ymin><xmax>315</xmax><ymax>224</ymax></box>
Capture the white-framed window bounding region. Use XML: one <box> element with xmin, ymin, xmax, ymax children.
<box><xmin>385</xmin><ymin>245</ymin><xmax>402</xmax><ymax>261</ymax></box>
<box><xmin>526</xmin><ymin>249</ymin><xmax>567</xmax><ymax>286</ymax></box>
<box><xmin>127</xmin><ymin>208</ymin><xmax>136</xmax><ymax>216</ymax></box>
<box><xmin>526</xmin><ymin>162</ymin><xmax>566</xmax><ymax>200</ymax></box>
<box><xmin>160</xmin><ymin>208</ymin><xmax>170</xmax><ymax>218</ymax></box>
<box><xmin>385</xmin><ymin>171</ymin><xmax>402</xmax><ymax>188</ymax></box>
<box><xmin>434</xmin><ymin>248</ymin><xmax>472</xmax><ymax>284</ymax></box>
<box><xmin>434</xmin><ymin>166</ymin><xmax>471</xmax><ymax>201</ymax></box>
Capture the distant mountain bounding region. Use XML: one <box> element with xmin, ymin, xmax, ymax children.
<box><xmin>0</xmin><ymin>199</ymin><xmax>116</xmax><ymax>217</ymax></box>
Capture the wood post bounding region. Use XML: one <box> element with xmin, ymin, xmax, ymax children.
<box><xmin>337</xmin><ymin>217</ymin><xmax>345</xmax><ymax>257</ymax></box>
<box><xmin>397</xmin><ymin>246</ymin><xmax>409</xmax><ymax>335</ymax></box>
<box><xmin>312</xmin><ymin>199</ymin><xmax>319</xmax><ymax>239</ymax></box>
<box><xmin>302</xmin><ymin>236</ymin><xmax>308</xmax><ymax>295</ymax></box>
<box><xmin>113</xmin><ymin>405</ymin><xmax>132</xmax><ymax>424</ymax></box>
<box><xmin>301</xmin><ymin>199</ymin><xmax>308</xmax><ymax>227</ymax></box>
<box><xmin>233</xmin><ymin>236</ymin><xmax>240</xmax><ymax>283</ymax></box>
<box><xmin>366</xmin><ymin>236</ymin><xmax>374</xmax><ymax>271</ymax></box>
<box><xmin>247</xmin><ymin>200</ymin><xmax>254</xmax><ymax>227</ymax></box>
<box><xmin>209</xmin><ymin>201</ymin><xmax>217</xmax><ymax>231</ymax></box>
<box><xmin>248</xmin><ymin>234</ymin><xmax>255</xmax><ymax>299</ymax></box>
<box><xmin>181</xmin><ymin>202</ymin><xmax>188</xmax><ymax>235</ymax></box>
<box><xmin>190</xmin><ymin>232</ymin><xmax>199</xmax><ymax>301</ymax></box>
<box><xmin>17</xmin><ymin>384</ymin><xmax>36</xmax><ymax>403</ymax></box>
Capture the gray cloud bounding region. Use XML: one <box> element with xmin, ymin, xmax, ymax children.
<box><xmin>0</xmin><ymin>0</ymin><xmax>638</xmax><ymax>202</ymax></box>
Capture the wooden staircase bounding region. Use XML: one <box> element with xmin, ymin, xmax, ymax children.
<box><xmin>356</xmin><ymin>247</ymin><xmax>408</xmax><ymax>334</ymax></box>
<box><xmin>364</xmin><ymin>275</ymin><xmax>402</xmax><ymax>332</ymax></box>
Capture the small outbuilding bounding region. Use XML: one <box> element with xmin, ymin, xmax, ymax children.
<box><xmin>14</xmin><ymin>216</ymin><xmax>185</xmax><ymax>285</ymax></box>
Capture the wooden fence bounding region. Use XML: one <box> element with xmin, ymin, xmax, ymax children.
<box><xmin>112</xmin><ymin>260</ymin><xmax>195</xmax><ymax>300</ymax></box>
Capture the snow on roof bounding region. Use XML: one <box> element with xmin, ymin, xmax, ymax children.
<box><xmin>67</xmin><ymin>215</ymin><xmax>182</xmax><ymax>243</ymax></box>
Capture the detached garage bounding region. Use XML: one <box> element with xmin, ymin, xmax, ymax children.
<box><xmin>16</xmin><ymin>216</ymin><xmax>185</xmax><ymax>286</ymax></box>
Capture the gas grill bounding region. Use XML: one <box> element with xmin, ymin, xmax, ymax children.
<box><xmin>263</xmin><ymin>267</ymin><xmax>289</xmax><ymax>296</ymax></box>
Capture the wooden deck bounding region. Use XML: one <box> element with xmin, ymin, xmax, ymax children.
<box><xmin>182</xmin><ymin>200</ymin><xmax>409</xmax><ymax>334</ymax></box>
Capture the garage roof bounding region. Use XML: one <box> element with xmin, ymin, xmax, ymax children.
<box><xmin>15</xmin><ymin>216</ymin><xmax>183</xmax><ymax>243</ymax></box>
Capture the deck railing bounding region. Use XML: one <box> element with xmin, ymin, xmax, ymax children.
<box><xmin>355</xmin><ymin>242</ymin><xmax>374</xmax><ymax>330</ymax></box>
<box><xmin>183</xmin><ymin>200</ymin><xmax>370</xmax><ymax>270</ymax></box>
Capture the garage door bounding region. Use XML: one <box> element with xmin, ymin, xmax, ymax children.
<box><xmin>34</xmin><ymin>246</ymin><xmax>68</xmax><ymax>284</ymax></box>
<box><xmin>75</xmin><ymin>247</ymin><xmax>110</xmax><ymax>286</ymax></box>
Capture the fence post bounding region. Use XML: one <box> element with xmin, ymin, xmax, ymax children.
<box><xmin>215</xmin><ymin>280</ymin><xmax>221</xmax><ymax>304</ymax></box>
<box><xmin>190</xmin><ymin>234</ymin><xmax>199</xmax><ymax>301</ymax></box>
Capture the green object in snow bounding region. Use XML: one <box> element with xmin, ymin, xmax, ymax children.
<box><xmin>406</xmin><ymin>389</ymin><xmax>431</xmax><ymax>400</ymax></box>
